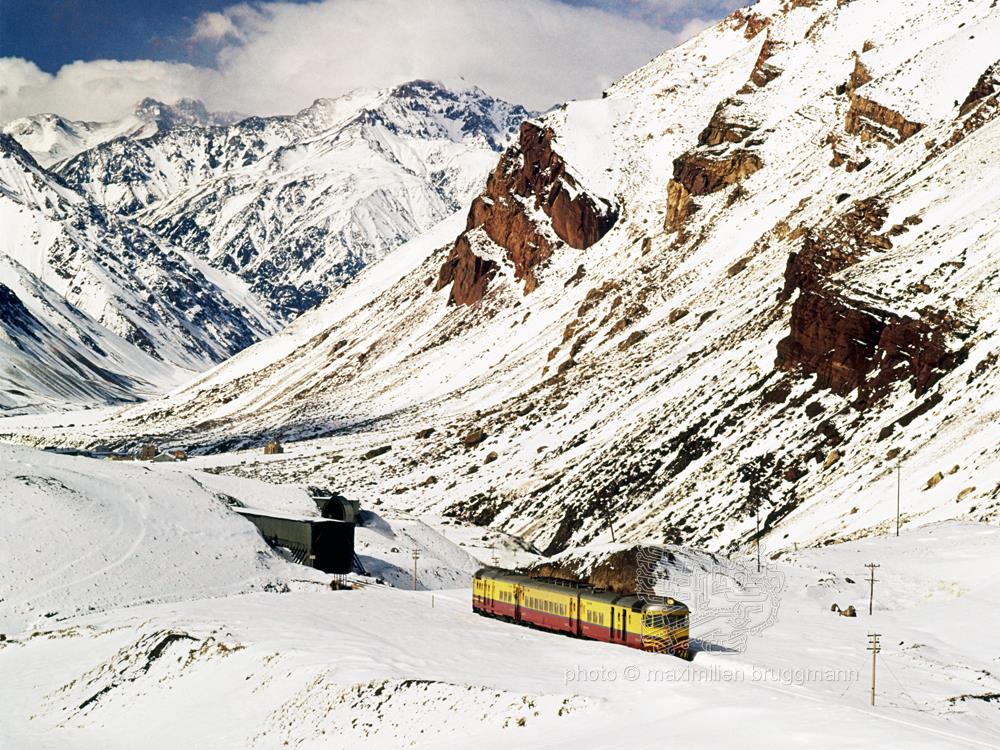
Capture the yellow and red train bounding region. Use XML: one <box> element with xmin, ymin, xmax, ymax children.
<box><xmin>472</xmin><ymin>566</ymin><xmax>690</xmax><ymax>659</ymax></box>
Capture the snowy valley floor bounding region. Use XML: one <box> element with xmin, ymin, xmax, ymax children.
<box><xmin>1</xmin><ymin>450</ymin><xmax>998</xmax><ymax>750</ymax></box>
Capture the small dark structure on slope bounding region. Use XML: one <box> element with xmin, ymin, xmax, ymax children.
<box><xmin>235</xmin><ymin>508</ymin><xmax>354</xmax><ymax>574</ymax></box>
<box><xmin>136</xmin><ymin>443</ymin><xmax>158</xmax><ymax>460</ymax></box>
<box><xmin>264</xmin><ymin>440</ymin><xmax>284</xmax><ymax>455</ymax></box>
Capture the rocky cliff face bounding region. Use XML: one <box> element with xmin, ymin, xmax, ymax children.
<box><xmin>960</xmin><ymin>61</ymin><xmax>1000</xmax><ymax>116</ymax></box>
<box><xmin>436</xmin><ymin>121</ymin><xmax>618</xmax><ymax>305</ymax></box>
<box><xmin>775</xmin><ymin>289</ymin><xmax>965</xmax><ymax>404</ymax></box>
<box><xmin>664</xmin><ymin>99</ymin><xmax>763</xmax><ymax>233</ymax></box>
<box><xmin>845</xmin><ymin>95</ymin><xmax>924</xmax><ymax>145</ymax></box>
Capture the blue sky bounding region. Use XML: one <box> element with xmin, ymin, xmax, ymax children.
<box><xmin>0</xmin><ymin>0</ymin><xmax>745</xmax><ymax>121</ymax></box>
<box><xmin>1</xmin><ymin>0</ymin><xmax>238</xmax><ymax>72</ymax></box>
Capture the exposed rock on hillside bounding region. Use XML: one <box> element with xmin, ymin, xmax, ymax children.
<box><xmin>436</xmin><ymin>122</ymin><xmax>618</xmax><ymax>305</ymax></box>
<box><xmin>673</xmin><ymin>148</ymin><xmax>763</xmax><ymax>197</ymax></box>
<box><xmin>780</xmin><ymin>198</ymin><xmax>891</xmax><ymax>299</ymax></box>
<box><xmin>729</xmin><ymin>8</ymin><xmax>771</xmax><ymax>39</ymax></box>
<box><xmin>775</xmin><ymin>290</ymin><xmax>965</xmax><ymax>404</ymax></box>
<box><xmin>845</xmin><ymin>95</ymin><xmax>924</xmax><ymax>145</ymax></box>
<box><xmin>741</xmin><ymin>37</ymin><xmax>784</xmax><ymax>92</ymax></box>
<box><xmin>960</xmin><ymin>60</ymin><xmax>1000</xmax><ymax>116</ymax></box>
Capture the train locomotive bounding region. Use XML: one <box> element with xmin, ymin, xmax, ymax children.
<box><xmin>472</xmin><ymin>566</ymin><xmax>690</xmax><ymax>659</ymax></box>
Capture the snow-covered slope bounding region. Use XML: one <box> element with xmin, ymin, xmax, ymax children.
<box><xmin>2</xmin><ymin>511</ymin><xmax>998</xmax><ymax>749</ymax></box>
<box><xmin>6</xmin><ymin>0</ymin><xmax>1000</xmax><ymax>559</ymax></box>
<box><xmin>59</xmin><ymin>81</ymin><xmax>530</xmax><ymax>315</ymax></box>
<box><xmin>0</xmin><ymin>258</ymin><xmax>185</xmax><ymax>413</ymax></box>
<box><xmin>0</xmin><ymin>133</ymin><xmax>278</xmax><ymax>410</ymax></box>
<box><xmin>0</xmin><ymin>444</ymin><xmax>310</xmax><ymax>634</ymax></box>
<box><xmin>1</xmin><ymin>98</ymin><xmax>242</xmax><ymax>169</ymax></box>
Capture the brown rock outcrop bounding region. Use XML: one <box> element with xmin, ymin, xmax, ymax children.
<box><xmin>697</xmin><ymin>98</ymin><xmax>759</xmax><ymax>146</ymax></box>
<box><xmin>664</xmin><ymin>179</ymin><xmax>695</xmax><ymax>233</ymax></box>
<box><xmin>780</xmin><ymin>198</ymin><xmax>889</xmax><ymax>299</ymax></box>
<box><xmin>741</xmin><ymin>37</ymin><xmax>783</xmax><ymax>92</ymax></box>
<box><xmin>960</xmin><ymin>60</ymin><xmax>1000</xmax><ymax>116</ymax></box>
<box><xmin>673</xmin><ymin>149</ymin><xmax>763</xmax><ymax>197</ymax></box>
<box><xmin>845</xmin><ymin>95</ymin><xmax>924</xmax><ymax>145</ymax></box>
<box><xmin>835</xmin><ymin>54</ymin><xmax>923</xmax><ymax>146</ymax></box>
<box><xmin>776</xmin><ymin>289</ymin><xmax>962</xmax><ymax>404</ymax></box>
<box><xmin>436</xmin><ymin>121</ymin><xmax>618</xmax><ymax>305</ymax></box>
<box><xmin>729</xmin><ymin>9</ymin><xmax>770</xmax><ymax>39</ymax></box>
<box><xmin>775</xmin><ymin>195</ymin><xmax>964</xmax><ymax>405</ymax></box>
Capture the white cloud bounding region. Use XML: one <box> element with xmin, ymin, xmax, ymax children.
<box><xmin>190</xmin><ymin>12</ymin><xmax>243</xmax><ymax>43</ymax></box>
<box><xmin>1</xmin><ymin>0</ymin><xmax>711</xmax><ymax>123</ymax></box>
<box><xmin>0</xmin><ymin>57</ymin><xmax>220</xmax><ymax>122</ymax></box>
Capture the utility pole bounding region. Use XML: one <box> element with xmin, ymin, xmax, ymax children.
<box><xmin>867</xmin><ymin>633</ymin><xmax>881</xmax><ymax>706</ymax></box>
<box><xmin>411</xmin><ymin>549</ymin><xmax>420</xmax><ymax>591</ymax></box>
<box><xmin>865</xmin><ymin>563</ymin><xmax>880</xmax><ymax>615</ymax></box>
<box><xmin>604</xmin><ymin>503</ymin><xmax>616</xmax><ymax>543</ymax></box>
<box><xmin>755</xmin><ymin>501</ymin><xmax>761</xmax><ymax>573</ymax></box>
<box><xmin>490</xmin><ymin>542</ymin><xmax>499</xmax><ymax>566</ymax></box>
<box><xmin>896</xmin><ymin>461</ymin><xmax>901</xmax><ymax>537</ymax></box>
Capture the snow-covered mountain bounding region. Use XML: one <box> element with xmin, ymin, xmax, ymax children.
<box><xmin>0</xmin><ymin>133</ymin><xmax>277</xmax><ymax>412</ymax></box>
<box><xmin>25</xmin><ymin>0</ymin><xmax>999</xmax><ymax>559</ymax></box>
<box><xmin>58</xmin><ymin>81</ymin><xmax>530</xmax><ymax>315</ymax></box>
<box><xmin>1</xmin><ymin>98</ymin><xmax>242</xmax><ymax>169</ymax></box>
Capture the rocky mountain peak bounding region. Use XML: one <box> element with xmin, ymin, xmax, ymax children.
<box><xmin>131</xmin><ymin>97</ymin><xmax>243</xmax><ymax>131</ymax></box>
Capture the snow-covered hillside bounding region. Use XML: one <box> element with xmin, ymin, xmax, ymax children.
<box><xmin>20</xmin><ymin>0</ymin><xmax>998</xmax><ymax>558</ymax></box>
<box><xmin>0</xmin><ymin>134</ymin><xmax>277</xmax><ymax>411</ymax></box>
<box><xmin>0</xmin><ymin>444</ymin><xmax>311</xmax><ymax>634</ymax></box>
<box><xmin>1</xmin><ymin>98</ymin><xmax>242</xmax><ymax>169</ymax></box>
<box><xmin>1</xmin><ymin>445</ymin><xmax>997</xmax><ymax>750</ymax></box>
<box><xmin>58</xmin><ymin>81</ymin><xmax>530</xmax><ymax>315</ymax></box>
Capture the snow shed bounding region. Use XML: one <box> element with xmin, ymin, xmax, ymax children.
<box><xmin>234</xmin><ymin>508</ymin><xmax>355</xmax><ymax>574</ymax></box>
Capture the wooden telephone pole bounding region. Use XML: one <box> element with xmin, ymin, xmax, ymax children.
<box><xmin>755</xmin><ymin>502</ymin><xmax>761</xmax><ymax>573</ymax></box>
<box><xmin>896</xmin><ymin>461</ymin><xmax>900</xmax><ymax>536</ymax></box>
<box><xmin>867</xmin><ymin>633</ymin><xmax>881</xmax><ymax>706</ymax></box>
<box><xmin>411</xmin><ymin>549</ymin><xmax>420</xmax><ymax>591</ymax></box>
<box><xmin>865</xmin><ymin>563</ymin><xmax>880</xmax><ymax>615</ymax></box>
